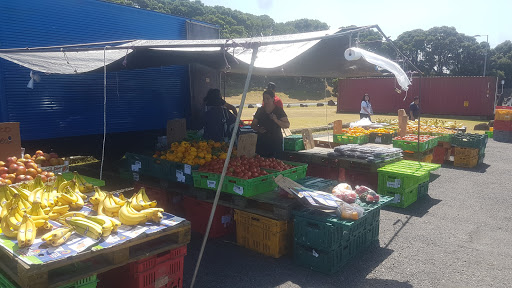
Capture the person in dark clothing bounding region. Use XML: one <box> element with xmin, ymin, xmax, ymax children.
<box><xmin>252</xmin><ymin>90</ymin><xmax>290</xmax><ymax>158</ymax></box>
<box><xmin>263</xmin><ymin>82</ymin><xmax>284</xmax><ymax>108</ymax></box>
<box><xmin>203</xmin><ymin>88</ymin><xmax>237</xmax><ymax>142</ymax></box>
<box><xmin>409</xmin><ymin>96</ymin><xmax>420</xmax><ymax>120</ymax></box>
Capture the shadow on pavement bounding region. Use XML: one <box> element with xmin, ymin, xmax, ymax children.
<box><xmin>382</xmin><ymin>195</ymin><xmax>442</xmax><ymax>218</ymax></box>
<box><xmin>183</xmin><ymin>233</ymin><xmax>403</xmax><ymax>288</ymax></box>
<box><xmin>429</xmin><ymin>173</ymin><xmax>441</xmax><ymax>182</ymax></box>
<box><xmin>441</xmin><ymin>163</ymin><xmax>490</xmax><ymax>173</ymax></box>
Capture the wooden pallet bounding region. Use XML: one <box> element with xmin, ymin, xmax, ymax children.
<box><xmin>0</xmin><ymin>221</ymin><xmax>191</xmax><ymax>288</ymax></box>
<box><xmin>170</xmin><ymin>184</ymin><xmax>300</xmax><ymax>221</ymax></box>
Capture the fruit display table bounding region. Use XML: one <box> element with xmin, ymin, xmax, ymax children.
<box><xmin>0</xmin><ymin>220</ymin><xmax>190</xmax><ymax>288</ymax></box>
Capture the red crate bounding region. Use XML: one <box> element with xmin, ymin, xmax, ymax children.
<box><xmin>98</xmin><ymin>246</ymin><xmax>186</xmax><ymax>288</ymax></box>
<box><xmin>183</xmin><ymin>196</ymin><xmax>234</xmax><ymax>238</ymax></box>
<box><xmin>432</xmin><ymin>146</ymin><xmax>447</xmax><ymax>164</ymax></box>
<box><xmin>493</xmin><ymin>120</ymin><xmax>512</xmax><ymax>131</ymax></box>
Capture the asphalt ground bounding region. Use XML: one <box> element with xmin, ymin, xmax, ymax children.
<box><xmin>75</xmin><ymin>139</ymin><xmax>512</xmax><ymax>288</ymax></box>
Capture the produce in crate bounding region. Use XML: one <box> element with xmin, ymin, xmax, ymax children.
<box><xmin>340</xmin><ymin>127</ymin><xmax>370</xmax><ymax>136</ymax></box>
<box><xmin>394</xmin><ymin>134</ymin><xmax>437</xmax><ymax>142</ymax></box>
<box><xmin>154</xmin><ymin>140</ymin><xmax>229</xmax><ymax>166</ymax></box>
<box><xmin>197</xmin><ymin>155</ymin><xmax>293</xmax><ymax>179</ymax></box>
<box><xmin>332</xmin><ymin>183</ymin><xmax>357</xmax><ymax>203</ymax></box>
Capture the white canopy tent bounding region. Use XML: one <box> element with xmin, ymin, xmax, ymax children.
<box><xmin>0</xmin><ymin>24</ymin><xmax>414</xmax><ymax>287</ymax></box>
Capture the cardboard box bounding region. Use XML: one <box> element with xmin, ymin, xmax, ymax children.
<box><xmin>0</xmin><ymin>122</ymin><xmax>22</xmax><ymax>160</ymax></box>
<box><xmin>167</xmin><ymin>119</ymin><xmax>187</xmax><ymax>146</ymax></box>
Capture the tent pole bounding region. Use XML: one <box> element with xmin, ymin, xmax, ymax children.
<box><xmin>100</xmin><ymin>47</ymin><xmax>107</xmax><ymax>180</ymax></box>
<box><xmin>190</xmin><ymin>45</ymin><xmax>260</xmax><ymax>288</ymax></box>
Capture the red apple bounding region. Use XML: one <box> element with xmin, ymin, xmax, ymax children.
<box><xmin>0</xmin><ymin>161</ymin><xmax>5</xmax><ymax>167</ymax></box>
<box><xmin>8</xmin><ymin>164</ymin><xmax>18</xmax><ymax>174</ymax></box>
<box><xmin>24</xmin><ymin>154</ymin><xmax>31</xmax><ymax>160</ymax></box>
<box><xmin>4</xmin><ymin>179</ymin><xmax>12</xmax><ymax>185</ymax></box>
<box><xmin>49</xmin><ymin>158</ymin><xmax>59</xmax><ymax>166</ymax></box>
<box><xmin>24</xmin><ymin>175</ymin><xmax>34</xmax><ymax>181</ymax></box>
<box><xmin>36</xmin><ymin>168</ymin><xmax>42</xmax><ymax>174</ymax></box>
<box><xmin>16</xmin><ymin>166</ymin><xmax>27</xmax><ymax>175</ymax></box>
<box><xmin>26</xmin><ymin>162</ymin><xmax>38</xmax><ymax>170</ymax></box>
<box><xmin>26</xmin><ymin>168</ymin><xmax>37</xmax><ymax>178</ymax></box>
<box><xmin>40</xmin><ymin>171</ymin><xmax>48</xmax><ymax>176</ymax></box>
<box><xmin>5</xmin><ymin>174</ymin><xmax>15</xmax><ymax>182</ymax></box>
<box><xmin>47</xmin><ymin>172</ymin><xmax>55</xmax><ymax>178</ymax></box>
<box><xmin>15</xmin><ymin>175</ymin><xmax>26</xmax><ymax>183</ymax></box>
<box><xmin>6</xmin><ymin>157</ymin><xmax>17</xmax><ymax>166</ymax></box>
<box><xmin>15</xmin><ymin>161</ymin><xmax>25</xmax><ymax>168</ymax></box>
<box><xmin>43</xmin><ymin>153</ymin><xmax>50</xmax><ymax>161</ymax></box>
<box><xmin>0</xmin><ymin>167</ymin><xmax>8</xmax><ymax>175</ymax></box>
<box><xmin>34</xmin><ymin>156</ymin><xmax>46</xmax><ymax>164</ymax></box>
<box><xmin>35</xmin><ymin>150</ymin><xmax>44</xmax><ymax>157</ymax></box>
<box><xmin>40</xmin><ymin>175</ymin><xmax>48</xmax><ymax>183</ymax></box>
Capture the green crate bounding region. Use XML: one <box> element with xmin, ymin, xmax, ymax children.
<box><xmin>174</xmin><ymin>163</ymin><xmax>199</xmax><ymax>185</ymax></box>
<box><xmin>369</xmin><ymin>132</ymin><xmax>393</xmax><ymax>144</ymax></box>
<box><xmin>452</xmin><ymin>133</ymin><xmax>488</xmax><ymax>149</ymax></box>
<box><xmin>339</xmin><ymin>134</ymin><xmax>369</xmax><ymax>145</ymax></box>
<box><xmin>293</xmin><ymin>241</ymin><xmax>351</xmax><ymax>274</ymax></box>
<box><xmin>377</xmin><ymin>160</ymin><xmax>439</xmax><ymax>194</ymax></box>
<box><xmin>293</xmin><ymin>196</ymin><xmax>392</xmax><ymax>251</ymax></box>
<box><xmin>58</xmin><ymin>275</ymin><xmax>98</xmax><ymax>288</ymax></box>
<box><xmin>224</xmin><ymin>173</ymin><xmax>277</xmax><ymax>197</ymax></box>
<box><xmin>380</xmin><ymin>183</ymin><xmax>418</xmax><ymax>208</ymax></box>
<box><xmin>125</xmin><ymin>153</ymin><xmax>176</xmax><ymax>181</ymax></box>
<box><xmin>485</xmin><ymin>131</ymin><xmax>493</xmax><ymax>138</ymax></box>
<box><xmin>417</xmin><ymin>181</ymin><xmax>429</xmax><ymax>198</ymax></box>
<box><xmin>192</xmin><ymin>171</ymin><xmax>222</xmax><ymax>191</ymax></box>
<box><xmin>0</xmin><ymin>271</ymin><xmax>16</xmax><ymax>288</ymax></box>
<box><xmin>284</xmin><ymin>135</ymin><xmax>305</xmax><ymax>151</ymax></box>
<box><xmin>333</xmin><ymin>134</ymin><xmax>344</xmax><ymax>144</ymax></box>
<box><xmin>296</xmin><ymin>177</ymin><xmax>339</xmax><ymax>192</ymax></box>
<box><xmin>281</xmin><ymin>161</ymin><xmax>308</xmax><ymax>181</ymax></box>
<box><xmin>392</xmin><ymin>138</ymin><xmax>430</xmax><ymax>152</ymax></box>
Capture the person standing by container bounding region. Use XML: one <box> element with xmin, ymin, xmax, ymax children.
<box><xmin>409</xmin><ymin>96</ymin><xmax>420</xmax><ymax>120</ymax></box>
<box><xmin>252</xmin><ymin>89</ymin><xmax>290</xmax><ymax>158</ymax></box>
<box><xmin>360</xmin><ymin>93</ymin><xmax>373</xmax><ymax>121</ymax></box>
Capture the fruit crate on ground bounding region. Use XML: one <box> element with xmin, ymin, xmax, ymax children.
<box><xmin>417</xmin><ymin>181</ymin><xmax>429</xmax><ymax>198</ymax></box>
<box><xmin>377</xmin><ymin>160</ymin><xmax>440</xmax><ymax>194</ymax></box>
<box><xmin>280</xmin><ymin>161</ymin><xmax>308</xmax><ymax>181</ymax></box>
<box><xmin>284</xmin><ymin>135</ymin><xmax>305</xmax><ymax>151</ymax></box>
<box><xmin>234</xmin><ymin>209</ymin><xmax>291</xmax><ymax>258</ymax></box>
<box><xmin>493</xmin><ymin>120</ymin><xmax>512</xmax><ymax>131</ymax></box>
<box><xmin>293</xmin><ymin>196</ymin><xmax>393</xmax><ymax>251</ymax></box>
<box><xmin>369</xmin><ymin>132</ymin><xmax>393</xmax><ymax>144</ymax></box>
<box><xmin>392</xmin><ymin>138</ymin><xmax>431</xmax><ymax>152</ymax></box>
<box><xmin>183</xmin><ymin>196</ymin><xmax>234</xmax><ymax>238</ymax></box>
<box><xmin>379</xmin><ymin>183</ymin><xmax>418</xmax><ymax>208</ymax></box>
<box><xmin>454</xmin><ymin>155</ymin><xmax>479</xmax><ymax>168</ymax></box>
<box><xmin>454</xmin><ymin>147</ymin><xmax>479</xmax><ymax>158</ymax></box>
<box><xmin>452</xmin><ymin>133</ymin><xmax>488</xmax><ymax>149</ymax></box>
<box><xmin>495</xmin><ymin>106</ymin><xmax>512</xmax><ymax>121</ymax></box>
<box><xmin>402</xmin><ymin>151</ymin><xmax>433</xmax><ymax>163</ymax></box>
<box><xmin>98</xmin><ymin>246</ymin><xmax>186</xmax><ymax>288</ymax></box>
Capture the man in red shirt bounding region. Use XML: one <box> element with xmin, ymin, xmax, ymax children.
<box><xmin>264</xmin><ymin>82</ymin><xmax>284</xmax><ymax>108</ymax></box>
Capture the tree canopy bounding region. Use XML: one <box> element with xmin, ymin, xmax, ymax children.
<box><xmin>105</xmin><ymin>0</ymin><xmax>511</xmax><ymax>87</ymax></box>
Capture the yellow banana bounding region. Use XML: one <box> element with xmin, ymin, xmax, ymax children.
<box><xmin>119</xmin><ymin>203</ymin><xmax>147</xmax><ymax>225</ymax></box>
<box><xmin>7</xmin><ymin>206</ymin><xmax>22</xmax><ymax>229</ymax></box>
<box><xmin>130</xmin><ymin>193</ymin><xmax>143</xmax><ymax>211</ymax></box>
<box><xmin>51</xmin><ymin>226</ymin><xmax>73</xmax><ymax>240</ymax></box>
<box><xmin>29</xmin><ymin>187</ymin><xmax>42</xmax><ymax>203</ymax></box>
<box><xmin>95</xmin><ymin>215</ymin><xmax>121</xmax><ymax>232</ymax></box>
<box><xmin>58</xmin><ymin>181</ymin><xmax>72</xmax><ymax>194</ymax></box>
<box><xmin>13</xmin><ymin>186</ymin><xmax>31</xmax><ymax>202</ymax></box>
<box><xmin>28</xmin><ymin>201</ymin><xmax>45</xmax><ymax>217</ymax></box>
<box><xmin>33</xmin><ymin>219</ymin><xmax>47</xmax><ymax>228</ymax></box>
<box><xmin>118</xmin><ymin>193</ymin><xmax>126</xmax><ymax>201</ymax></box>
<box><xmin>66</xmin><ymin>217</ymin><xmax>102</xmax><ymax>240</ymax></box>
<box><xmin>51</xmin><ymin>205</ymin><xmax>70</xmax><ymax>214</ymax></box>
<box><xmin>17</xmin><ymin>214</ymin><xmax>28</xmax><ymax>247</ymax></box>
<box><xmin>24</xmin><ymin>215</ymin><xmax>36</xmax><ymax>246</ymax></box>
<box><xmin>1</xmin><ymin>214</ymin><xmax>18</xmax><ymax>238</ymax></box>
<box><xmin>152</xmin><ymin>212</ymin><xmax>163</xmax><ymax>223</ymax></box>
<box><xmin>103</xmin><ymin>194</ymin><xmax>121</xmax><ymax>213</ymax></box>
<box><xmin>69</xmin><ymin>190</ymin><xmax>84</xmax><ymax>210</ymax></box>
<box><xmin>60</xmin><ymin>212</ymin><xmax>88</xmax><ymax>218</ymax></box>
<box><xmin>118</xmin><ymin>212</ymin><xmax>142</xmax><ymax>226</ymax></box>
<box><xmin>48</xmin><ymin>212</ymin><xmax>60</xmax><ymax>220</ymax></box>
<box><xmin>43</xmin><ymin>221</ymin><xmax>53</xmax><ymax>230</ymax></box>
<box><xmin>96</xmin><ymin>201</ymin><xmax>105</xmax><ymax>216</ymax></box>
<box><xmin>53</xmin><ymin>174</ymin><xmax>66</xmax><ymax>191</ymax></box>
<box><xmin>51</xmin><ymin>231</ymin><xmax>73</xmax><ymax>246</ymax></box>
<box><xmin>86</xmin><ymin>215</ymin><xmax>113</xmax><ymax>237</ymax></box>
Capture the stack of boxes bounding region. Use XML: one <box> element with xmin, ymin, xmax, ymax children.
<box><xmin>494</xmin><ymin>106</ymin><xmax>512</xmax><ymax>143</ymax></box>
<box><xmin>452</xmin><ymin>133</ymin><xmax>487</xmax><ymax>168</ymax></box>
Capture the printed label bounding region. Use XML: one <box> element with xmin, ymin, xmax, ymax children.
<box><xmin>133</xmin><ymin>173</ymin><xmax>140</xmax><ymax>181</ymax></box>
<box><xmin>176</xmin><ymin>170</ymin><xmax>185</xmax><ymax>183</ymax></box>
<box><xmin>184</xmin><ymin>164</ymin><xmax>192</xmax><ymax>174</ymax></box>
<box><xmin>233</xmin><ymin>185</ymin><xmax>244</xmax><ymax>195</ymax></box>
<box><xmin>393</xmin><ymin>194</ymin><xmax>401</xmax><ymax>203</ymax></box>
<box><xmin>207</xmin><ymin>180</ymin><xmax>216</xmax><ymax>188</ymax></box>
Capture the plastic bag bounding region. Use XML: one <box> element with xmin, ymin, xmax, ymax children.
<box><xmin>355</xmin><ymin>185</ymin><xmax>374</xmax><ymax>195</ymax></box>
<box><xmin>359</xmin><ymin>190</ymin><xmax>380</xmax><ymax>203</ymax></box>
<box><xmin>332</xmin><ymin>183</ymin><xmax>357</xmax><ymax>203</ymax></box>
<box><xmin>336</xmin><ymin>202</ymin><xmax>364</xmax><ymax>220</ymax></box>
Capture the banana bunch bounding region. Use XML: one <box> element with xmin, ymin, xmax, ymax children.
<box><xmin>48</xmin><ymin>204</ymin><xmax>71</xmax><ymax>220</ymax></box>
<box><xmin>85</xmin><ymin>215</ymin><xmax>121</xmax><ymax>236</ymax></box>
<box><xmin>41</xmin><ymin>227</ymin><xmax>74</xmax><ymax>247</ymax></box>
<box><xmin>118</xmin><ymin>202</ymin><xmax>164</xmax><ymax>226</ymax></box>
<box><xmin>89</xmin><ymin>186</ymin><xmax>107</xmax><ymax>211</ymax></box>
<box><xmin>17</xmin><ymin>213</ymin><xmax>36</xmax><ymax>248</ymax></box>
<box><xmin>72</xmin><ymin>171</ymin><xmax>94</xmax><ymax>193</ymax></box>
<box><xmin>129</xmin><ymin>188</ymin><xmax>157</xmax><ymax>211</ymax></box>
<box><xmin>65</xmin><ymin>217</ymin><xmax>103</xmax><ymax>240</ymax></box>
<box><xmin>1</xmin><ymin>206</ymin><xmax>20</xmax><ymax>238</ymax></box>
<box><xmin>27</xmin><ymin>175</ymin><xmax>45</xmax><ymax>192</ymax></box>
<box><xmin>56</xmin><ymin>186</ymin><xmax>84</xmax><ymax>211</ymax></box>
<box><xmin>27</xmin><ymin>201</ymin><xmax>51</xmax><ymax>228</ymax></box>
<box><xmin>97</xmin><ymin>193</ymin><xmax>126</xmax><ymax>217</ymax></box>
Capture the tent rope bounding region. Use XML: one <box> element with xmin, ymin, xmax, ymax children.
<box><xmin>61</xmin><ymin>48</ymin><xmax>78</xmax><ymax>73</ymax></box>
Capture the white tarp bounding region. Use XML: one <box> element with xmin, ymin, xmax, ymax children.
<box><xmin>0</xmin><ymin>27</ymin><xmax>411</xmax><ymax>84</ymax></box>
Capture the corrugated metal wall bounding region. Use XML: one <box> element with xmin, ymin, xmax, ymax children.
<box><xmin>337</xmin><ymin>76</ymin><xmax>497</xmax><ymax>117</ymax></box>
<box><xmin>0</xmin><ymin>0</ymin><xmax>192</xmax><ymax>140</ymax></box>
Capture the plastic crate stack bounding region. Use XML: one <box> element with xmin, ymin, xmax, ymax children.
<box><xmin>284</xmin><ymin>135</ymin><xmax>305</xmax><ymax>151</ymax></box>
<box><xmin>233</xmin><ymin>210</ymin><xmax>291</xmax><ymax>258</ymax></box>
<box><xmin>377</xmin><ymin>160</ymin><xmax>441</xmax><ymax>208</ymax></box>
<box><xmin>292</xmin><ymin>197</ymin><xmax>392</xmax><ymax>274</ymax></box>
<box><xmin>451</xmin><ymin>133</ymin><xmax>488</xmax><ymax>167</ymax></box>
<box><xmin>494</xmin><ymin>106</ymin><xmax>512</xmax><ymax>143</ymax></box>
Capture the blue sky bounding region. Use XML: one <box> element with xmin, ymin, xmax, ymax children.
<box><xmin>200</xmin><ymin>0</ymin><xmax>510</xmax><ymax>48</ymax></box>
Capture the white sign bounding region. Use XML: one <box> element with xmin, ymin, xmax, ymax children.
<box><xmin>184</xmin><ymin>164</ymin><xmax>192</xmax><ymax>175</ymax></box>
<box><xmin>176</xmin><ymin>170</ymin><xmax>185</xmax><ymax>183</ymax></box>
<box><xmin>207</xmin><ymin>180</ymin><xmax>216</xmax><ymax>188</ymax></box>
<box><xmin>233</xmin><ymin>185</ymin><xmax>244</xmax><ymax>195</ymax></box>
